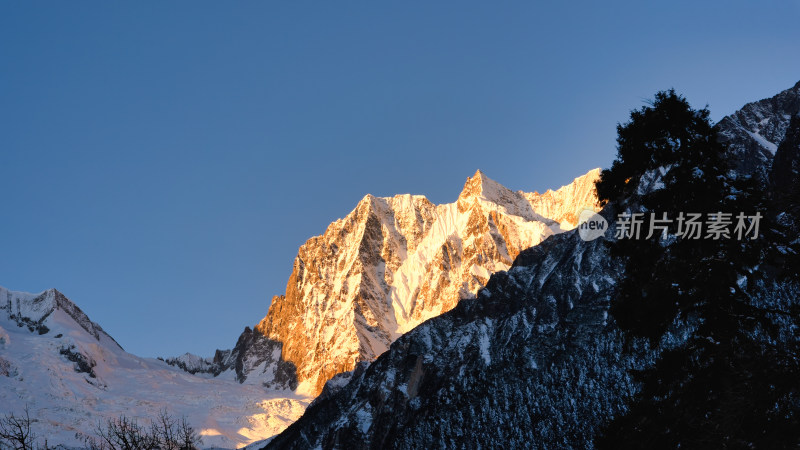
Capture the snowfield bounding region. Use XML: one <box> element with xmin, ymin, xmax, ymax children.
<box><xmin>0</xmin><ymin>286</ymin><xmax>310</xmax><ymax>448</ymax></box>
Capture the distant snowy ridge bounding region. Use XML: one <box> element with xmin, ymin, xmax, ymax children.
<box><xmin>0</xmin><ymin>286</ymin><xmax>310</xmax><ymax>448</ymax></box>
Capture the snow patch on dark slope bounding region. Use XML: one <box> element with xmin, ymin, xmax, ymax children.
<box><xmin>717</xmin><ymin>80</ymin><xmax>800</xmax><ymax>183</ymax></box>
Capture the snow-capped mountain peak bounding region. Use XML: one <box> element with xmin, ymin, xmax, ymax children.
<box><xmin>219</xmin><ymin>169</ymin><xmax>602</xmax><ymax>396</ymax></box>
<box><xmin>2</xmin><ymin>286</ymin><xmax>121</xmax><ymax>350</ymax></box>
<box><xmin>457</xmin><ymin>169</ymin><xmax>553</xmax><ymax>223</ymax></box>
<box><xmin>458</xmin><ymin>169</ymin><xmax>513</xmax><ymax>202</ymax></box>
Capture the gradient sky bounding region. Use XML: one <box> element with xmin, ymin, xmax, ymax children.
<box><xmin>2</xmin><ymin>1</ymin><xmax>799</xmax><ymax>357</ymax></box>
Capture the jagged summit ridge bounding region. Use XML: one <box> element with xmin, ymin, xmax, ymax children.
<box><xmin>458</xmin><ymin>169</ymin><xmax>516</xmax><ymax>203</ymax></box>
<box><xmin>457</xmin><ymin>170</ymin><xmax>556</xmax><ymax>224</ymax></box>
<box><xmin>521</xmin><ymin>168</ymin><xmax>603</xmax><ymax>228</ymax></box>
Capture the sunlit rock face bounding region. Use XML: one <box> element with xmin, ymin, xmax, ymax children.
<box><xmin>246</xmin><ymin>169</ymin><xmax>601</xmax><ymax>395</ymax></box>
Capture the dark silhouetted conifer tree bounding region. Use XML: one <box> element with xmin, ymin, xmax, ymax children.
<box><xmin>595</xmin><ymin>91</ymin><xmax>800</xmax><ymax>449</ymax></box>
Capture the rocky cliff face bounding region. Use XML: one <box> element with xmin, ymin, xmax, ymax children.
<box><xmin>242</xmin><ymin>169</ymin><xmax>602</xmax><ymax>395</ymax></box>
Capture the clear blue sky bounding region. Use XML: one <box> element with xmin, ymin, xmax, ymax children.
<box><xmin>2</xmin><ymin>1</ymin><xmax>799</xmax><ymax>357</ymax></box>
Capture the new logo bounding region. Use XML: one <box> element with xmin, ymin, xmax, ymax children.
<box><xmin>577</xmin><ymin>208</ymin><xmax>608</xmax><ymax>241</ymax></box>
